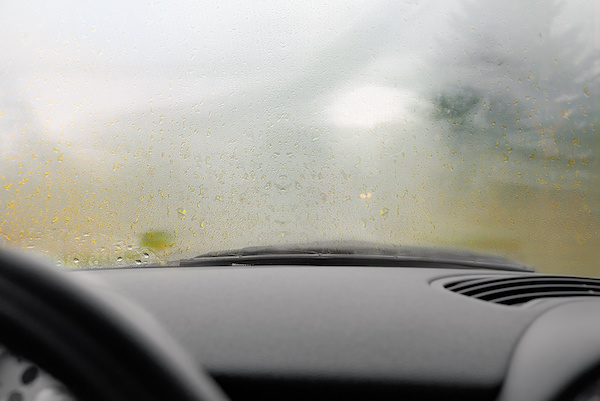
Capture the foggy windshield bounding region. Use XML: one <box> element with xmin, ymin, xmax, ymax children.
<box><xmin>0</xmin><ymin>1</ymin><xmax>598</xmax><ymax>274</ymax></box>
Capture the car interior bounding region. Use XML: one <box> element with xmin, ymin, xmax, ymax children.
<box><xmin>0</xmin><ymin>1</ymin><xmax>598</xmax><ymax>400</ymax></box>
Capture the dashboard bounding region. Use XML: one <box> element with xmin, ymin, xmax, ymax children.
<box><xmin>3</xmin><ymin>262</ymin><xmax>600</xmax><ymax>401</ymax></box>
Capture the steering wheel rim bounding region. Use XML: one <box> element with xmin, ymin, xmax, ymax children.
<box><xmin>0</xmin><ymin>248</ymin><xmax>228</xmax><ymax>401</ymax></box>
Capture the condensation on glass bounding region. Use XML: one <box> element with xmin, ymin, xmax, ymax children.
<box><xmin>0</xmin><ymin>0</ymin><xmax>597</xmax><ymax>274</ymax></box>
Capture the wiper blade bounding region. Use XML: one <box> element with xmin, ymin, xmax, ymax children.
<box><xmin>179</xmin><ymin>241</ymin><xmax>533</xmax><ymax>272</ymax></box>
<box><xmin>180</xmin><ymin>253</ymin><xmax>529</xmax><ymax>271</ymax></box>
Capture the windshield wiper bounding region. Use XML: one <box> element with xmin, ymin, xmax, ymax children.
<box><xmin>178</xmin><ymin>240</ymin><xmax>533</xmax><ymax>272</ymax></box>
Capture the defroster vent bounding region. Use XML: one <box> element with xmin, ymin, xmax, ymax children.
<box><xmin>442</xmin><ymin>275</ymin><xmax>600</xmax><ymax>306</ymax></box>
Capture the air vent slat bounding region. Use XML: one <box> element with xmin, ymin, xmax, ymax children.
<box><xmin>470</xmin><ymin>284</ymin><xmax>600</xmax><ymax>299</ymax></box>
<box><xmin>441</xmin><ymin>275</ymin><xmax>600</xmax><ymax>306</ymax></box>
<box><xmin>453</xmin><ymin>277</ymin><xmax>600</xmax><ymax>294</ymax></box>
<box><xmin>493</xmin><ymin>291</ymin><xmax>600</xmax><ymax>305</ymax></box>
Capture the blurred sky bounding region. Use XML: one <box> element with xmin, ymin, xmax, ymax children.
<box><xmin>0</xmin><ymin>0</ymin><xmax>595</xmax><ymax>136</ymax></box>
<box><xmin>1</xmin><ymin>1</ymin><xmax>449</xmax><ymax>132</ymax></box>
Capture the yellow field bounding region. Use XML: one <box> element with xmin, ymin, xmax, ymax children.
<box><xmin>445</xmin><ymin>185</ymin><xmax>599</xmax><ymax>276</ymax></box>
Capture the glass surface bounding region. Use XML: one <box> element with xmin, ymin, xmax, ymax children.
<box><xmin>0</xmin><ymin>0</ymin><xmax>598</xmax><ymax>274</ymax></box>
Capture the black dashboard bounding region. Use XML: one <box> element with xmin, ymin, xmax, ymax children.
<box><xmin>66</xmin><ymin>265</ymin><xmax>600</xmax><ymax>401</ymax></box>
<box><xmin>3</xmin><ymin>253</ymin><xmax>600</xmax><ymax>401</ymax></box>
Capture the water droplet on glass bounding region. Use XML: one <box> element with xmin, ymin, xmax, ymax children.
<box><xmin>583</xmin><ymin>84</ymin><xmax>590</xmax><ymax>97</ymax></box>
<box><xmin>135</xmin><ymin>260</ymin><xmax>142</xmax><ymax>265</ymax></box>
<box><xmin>116</xmin><ymin>256</ymin><xmax>123</xmax><ymax>262</ymax></box>
<box><xmin>73</xmin><ymin>258</ymin><xmax>79</xmax><ymax>264</ymax></box>
<box><xmin>380</xmin><ymin>208</ymin><xmax>390</xmax><ymax>219</ymax></box>
<box><xmin>177</xmin><ymin>208</ymin><xmax>187</xmax><ymax>219</ymax></box>
<box><xmin>537</xmin><ymin>33</ymin><xmax>543</xmax><ymax>43</ymax></box>
<box><xmin>143</xmin><ymin>252</ymin><xmax>149</xmax><ymax>259</ymax></box>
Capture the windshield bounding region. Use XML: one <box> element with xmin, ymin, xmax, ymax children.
<box><xmin>0</xmin><ymin>0</ymin><xmax>598</xmax><ymax>275</ymax></box>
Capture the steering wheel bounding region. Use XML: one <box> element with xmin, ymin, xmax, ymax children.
<box><xmin>0</xmin><ymin>248</ymin><xmax>228</xmax><ymax>401</ymax></box>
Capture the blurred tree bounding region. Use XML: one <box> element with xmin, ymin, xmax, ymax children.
<box><xmin>430</xmin><ymin>0</ymin><xmax>598</xmax><ymax>185</ymax></box>
<box><xmin>140</xmin><ymin>231</ymin><xmax>174</xmax><ymax>251</ymax></box>
<box><xmin>433</xmin><ymin>87</ymin><xmax>481</xmax><ymax>127</ymax></box>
